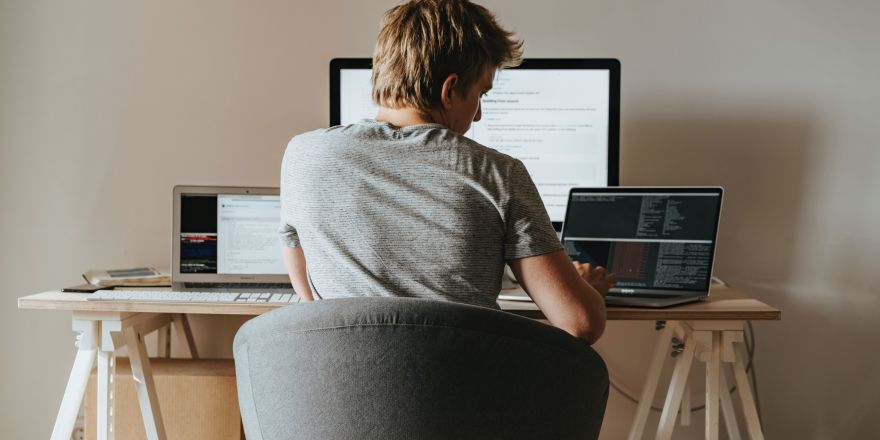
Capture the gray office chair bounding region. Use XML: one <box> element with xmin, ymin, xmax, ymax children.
<box><xmin>233</xmin><ymin>297</ymin><xmax>608</xmax><ymax>440</ymax></box>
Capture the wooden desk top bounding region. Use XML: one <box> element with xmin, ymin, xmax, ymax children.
<box><xmin>18</xmin><ymin>284</ymin><xmax>780</xmax><ymax>321</ymax></box>
<box><xmin>500</xmin><ymin>284</ymin><xmax>780</xmax><ymax>321</ymax></box>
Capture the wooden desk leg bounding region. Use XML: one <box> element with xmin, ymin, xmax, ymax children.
<box><xmin>676</xmin><ymin>324</ymin><xmax>691</xmax><ymax>427</ymax></box>
<box><xmin>124</xmin><ymin>325</ymin><xmax>168</xmax><ymax>440</ymax></box>
<box><xmin>627</xmin><ymin>321</ymin><xmax>678</xmax><ymax>440</ymax></box>
<box><xmin>655</xmin><ymin>331</ymin><xmax>698</xmax><ymax>440</ymax></box>
<box><xmin>156</xmin><ymin>325</ymin><xmax>171</xmax><ymax>358</ymax></box>
<box><xmin>96</xmin><ymin>325</ymin><xmax>127</xmax><ymax>440</ymax></box>
<box><xmin>705</xmin><ymin>331</ymin><xmax>722</xmax><ymax>440</ymax></box>
<box><xmin>96</xmin><ymin>349</ymin><xmax>116</xmax><ymax>440</ymax></box>
<box><xmin>681</xmin><ymin>377</ymin><xmax>691</xmax><ymax>426</ymax></box>
<box><xmin>719</xmin><ymin>367</ymin><xmax>742</xmax><ymax>440</ymax></box>
<box><xmin>733</xmin><ymin>341</ymin><xmax>765</xmax><ymax>439</ymax></box>
<box><xmin>172</xmin><ymin>314</ymin><xmax>199</xmax><ymax>359</ymax></box>
<box><xmin>50</xmin><ymin>320</ymin><xmax>98</xmax><ymax>440</ymax></box>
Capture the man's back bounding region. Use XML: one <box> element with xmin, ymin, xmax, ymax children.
<box><xmin>279</xmin><ymin>120</ymin><xmax>561</xmax><ymax>308</ymax></box>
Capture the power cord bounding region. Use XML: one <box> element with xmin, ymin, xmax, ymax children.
<box><xmin>608</xmin><ymin>277</ymin><xmax>763</xmax><ymax>421</ymax></box>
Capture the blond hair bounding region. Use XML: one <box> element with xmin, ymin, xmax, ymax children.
<box><xmin>371</xmin><ymin>0</ymin><xmax>523</xmax><ymax>112</ymax></box>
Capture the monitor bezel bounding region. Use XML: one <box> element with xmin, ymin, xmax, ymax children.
<box><xmin>560</xmin><ymin>186</ymin><xmax>724</xmax><ymax>296</ymax></box>
<box><xmin>172</xmin><ymin>185</ymin><xmax>291</xmax><ymax>284</ymax></box>
<box><xmin>329</xmin><ymin>57</ymin><xmax>621</xmax><ymax>230</ymax></box>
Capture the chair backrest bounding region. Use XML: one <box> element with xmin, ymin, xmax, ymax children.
<box><xmin>233</xmin><ymin>297</ymin><xmax>608</xmax><ymax>440</ymax></box>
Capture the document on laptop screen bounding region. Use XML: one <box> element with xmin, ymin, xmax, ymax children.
<box><xmin>216</xmin><ymin>195</ymin><xmax>286</xmax><ymax>275</ymax></box>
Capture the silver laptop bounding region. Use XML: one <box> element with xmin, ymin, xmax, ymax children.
<box><xmin>172</xmin><ymin>185</ymin><xmax>293</xmax><ymax>293</ymax></box>
<box><xmin>561</xmin><ymin>187</ymin><xmax>723</xmax><ymax>308</ymax></box>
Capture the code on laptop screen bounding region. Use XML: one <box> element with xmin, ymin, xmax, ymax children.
<box><xmin>563</xmin><ymin>192</ymin><xmax>721</xmax><ymax>292</ymax></box>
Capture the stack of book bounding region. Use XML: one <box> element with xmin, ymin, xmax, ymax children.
<box><xmin>82</xmin><ymin>267</ymin><xmax>170</xmax><ymax>288</ymax></box>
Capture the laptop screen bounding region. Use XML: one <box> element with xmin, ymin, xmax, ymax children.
<box><xmin>179</xmin><ymin>193</ymin><xmax>286</xmax><ymax>275</ymax></box>
<box><xmin>562</xmin><ymin>188</ymin><xmax>722</xmax><ymax>294</ymax></box>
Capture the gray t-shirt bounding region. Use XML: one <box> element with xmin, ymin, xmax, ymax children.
<box><xmin>279</xmin><ymin>119</ymin><xmax>562</xmax><ymax>308</ymax></box>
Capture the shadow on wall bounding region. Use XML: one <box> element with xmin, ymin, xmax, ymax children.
<box><xmin>758</xmin><ymin>289</ymin><xmax>880</xmax><ymax>438</ymax></box>
<box><xmin>620</xmin><ymin>107</ymin><xmax>814</xmax><ymax>292</ymax></box>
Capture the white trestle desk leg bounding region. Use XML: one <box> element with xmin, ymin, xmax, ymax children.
<box><xmin>51</xmin><ymin>320</ymin><xmax>99</xmax><ymax>440</ymax></box>
<box><xmin>676</xmin><ymin>324</ymin><xmax>691</xmax><ymax>427</ymax></box>
<box><xmin>96</xmin><ymin>349</ymin><xmax>116</xmax><ymax>440</ymax></box>
<box><xmin>705</xmin><ymin>331</ymin><xmax>722</xmax><ymax>440</ymax></box>
<box><xmin>734</xmin><ymin>341</ymin><xmax>765</xmax><ymax>440</ymax></box>
<box><xmin>628</xmin><ymin>321</ymin><xmax>677</xmax><ymax>440</ymax></box>
<box><xmin>719</xmin><ymin>366</ymin><xmax>742</xmax><ymax>440</ymax></box>
<box><xmin>124</xmin><ymin>326</ymin><xmax>168</xmax><ymax>440</ymax></box>
<box><xmin>655</xmin><ymin>330</ymin><xmax>698</xmax><ymax>440</ymax></box>
<box><xmin>172</xmin><ymin>314</ymin><xmax>199</xmax><ymax>359</ymax></box>
<box><xmin>96</xmin><ymin>327</ymin><xmax>126</xmax><ymax>440</ymax></box>
<box><xmin>156</xmin><ymin>325</ymin><xmax>170</xmax><ymax>358</ymax></box>
<box><xmin>681</xmin><ymin>376</ymin><xmax>691</xmax><ymax>426</ymax></box>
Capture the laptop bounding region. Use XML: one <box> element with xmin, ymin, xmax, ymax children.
<box><xmin>561</xmin><ymin>187</ymin><xmax>723</xmax><ymax>307</ymax></box>
<box><xmin>171</xmin><ymin>185</ymin><xmax>294</xmax><ymax>293</ymax></box>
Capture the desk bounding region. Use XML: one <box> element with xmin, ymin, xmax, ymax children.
<box><xmin>20</xmin><ymin>284</ymin><xmax>779</xmax><ymax>440</ymax></box>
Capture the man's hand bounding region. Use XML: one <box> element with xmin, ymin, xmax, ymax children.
<box><xmin>281</xmin><ymin>246</ymin><xmax>314</xmax><ymax>301</ymax></box>
<box><xmin>572</xmin><ymin>261</ymin><xmax>617</xmax><ymax>297</ymax></box>
<box><xmin>508</xmin><ymin>251</ymin><xmax>607</xmax><ymax>344</ymax></box>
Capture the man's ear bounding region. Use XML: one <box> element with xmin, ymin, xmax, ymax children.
<box><xmin>440</xmin><ymin>73</ymin><xmax>459</xmax><ymax>110</ymax></box>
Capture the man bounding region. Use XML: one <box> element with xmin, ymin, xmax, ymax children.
<box><xmin>279</xmin><ymin>0</ymin><xmax>614</xmax><ymax>344</ymax></box>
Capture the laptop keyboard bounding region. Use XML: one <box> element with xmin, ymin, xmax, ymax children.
<box><xmin>88</xmin><ymin>290</ymin><xmax>298</xmax><ymax>303</ymax></box>
<box><xmin>184</xmin><ymin>282</ymin><xmax>293</xmax><ymax>289</ymax></box>
<box><xmin>611</xmin><ymin>293</ymin><xmax>681</xmax><ymax>299</ymax></box>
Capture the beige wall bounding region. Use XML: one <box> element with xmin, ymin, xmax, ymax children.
<box><xmin>2</xmin><ymin>0</ymin><xmax>878</xmax><ymax>438</ymax></box>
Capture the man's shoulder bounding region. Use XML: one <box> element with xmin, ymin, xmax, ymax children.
<box><xmin>284</xmin><ymin>121</ymin><xmax>524</xmax><ymax>171</ymax></box>
<box><xmin>418</xmin><ymin>127</ymin><xmax>520</xmax><ymax>168</ymax></box>
<box><xmin>287</xmin><ymin>125</ymin><xmax>352</xmax><ymax>147</ymax></box>
<box><xmin>460</xmin><ymin>136</ymin><xmax>517</xmax><ymax>163</ymax></box>
<box><xmin>286</xmin><ymin>121</ymin><xmax>394</xmax><ymax>150</ymax></box>
<box><xmin>451</xmin><ymin>133</ymin><xmax>525</xmax><ymax>176</ymax></box>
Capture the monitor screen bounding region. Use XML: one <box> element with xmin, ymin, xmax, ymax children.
<box><xmin>179</xmin><ymin>193</ymin><xmax>286</xmax><ymax>275</ymax></box>
<box><xmin>562</xmin><ymin>188</ymin><xmax>722</xmax><ymax>294</ymax></box>
<box><xmin>330</xmin><ymin>58</ymin><xmax>620</xmax><ymax>226</ymax></box>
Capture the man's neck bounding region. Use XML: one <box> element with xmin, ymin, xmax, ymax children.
<box><xmin>375</xmin><ymin>107</ymin><xmax>436</xmax><ymax>128</ymax></box>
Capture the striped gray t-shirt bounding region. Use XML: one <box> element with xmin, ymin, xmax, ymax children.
<box><xmin>279</xmin><ymin>119</ymin><xmax>562</xmax><ymax>309</ymax></box>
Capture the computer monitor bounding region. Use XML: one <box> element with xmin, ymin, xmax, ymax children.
<box><xmin>330</xmin><ymin>58</ymin><xmax>621</xmax><ymax>229</ymax></box>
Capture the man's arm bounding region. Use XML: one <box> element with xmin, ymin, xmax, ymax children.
<box><xmin>508</xmin><ymin>250</ymin><xmax>608</xmax><ymax>344</ymax></box>
<box><xmin>281</xmin><ymin>246</ymin><xmax>314</xmax><ymax>301</ymax></box>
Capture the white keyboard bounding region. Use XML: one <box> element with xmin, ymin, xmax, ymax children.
<box><xmin>88</xmin><ymin>290</ymin><xmax>298</xmax><ymax>304</ymax></box>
